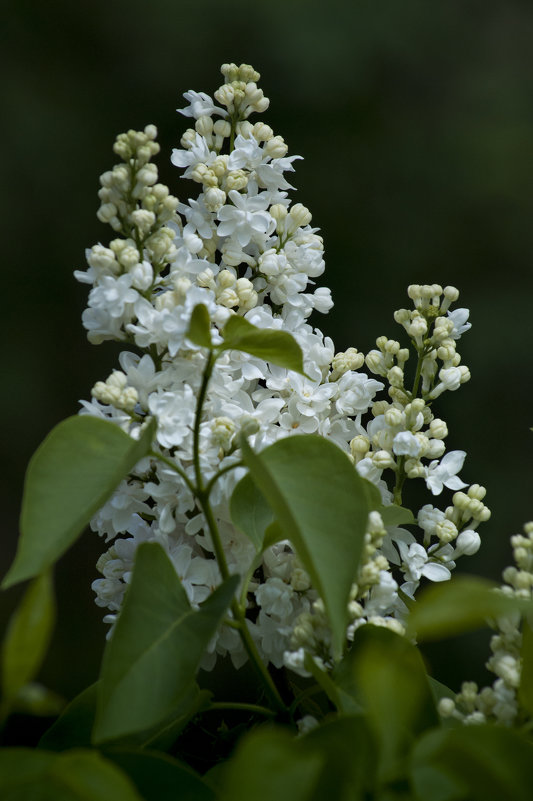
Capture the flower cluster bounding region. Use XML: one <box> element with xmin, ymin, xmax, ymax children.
<box><xmin>440</xmin><ymin>522</ymin><xmax>533</xmax><ymax>726</ymax></box>
<box><xmin>76</xmin><ymin>64</ymin><xmax>488</xmax><ymax>674</ymax></box>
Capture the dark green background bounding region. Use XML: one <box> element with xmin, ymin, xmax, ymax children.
<box><xmin>2</xmin><ymin>0</ymin><xmax>533</xmax><ymax>703</ymax></box>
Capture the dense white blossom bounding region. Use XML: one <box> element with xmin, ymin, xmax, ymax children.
<box><xmin>76</xmin><ymin>64</ymin><xmax>486</xmax><ymax>675</ymax></box>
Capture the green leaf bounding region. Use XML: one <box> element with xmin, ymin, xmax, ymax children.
<box><xmin>407</xmin><ymin>575</ymin><xmax>533</xmax><ymax>641</ymax></box>
<box><xmin>41</xmin><ymin>681</ymin><xmax>211</xmax><ymax>752</ymax></box>
<box><xmin>220</xmin><ymin>726</ymin><xmax>324</xmax><ymax>801</ymax></box>
<box><xmin>427</xmin><ymin>677</ymin><xmax>460</xmax><ymax>730</ymax></box>
<box><xmin>220</xmin><ymin>315</ymin><xmax>306</xmax><ymax>375</ymax></box>
<box><xmin>230</xmin><ymin>473</ymin><xmax>275</xmax><ymax>551</ymax></box>
<box><xmin>519</xmin><ymin>621</ymin><xmax>533</xmax><ymax>716</ymax></box>
<box><xmin>378</xmin><ymin>504</ymin><xmax>415</xmax><ymax>527</ymax></box>
<box><xmin>301</xmin><ymin>715</ymin><xmax>377</xmax><ymax>800</ymax></box>
<box><xmin>104</xmin><ymin>750</ymin><xmax>215</xmax><ymax>801</ymax></box>
<box><xmin>11</xmin><ymin>683</ymin><xmax>64</xmax><ymax>717</ymax></box>
<box><xmin>140</xmin><ymin>686</ymin><xmax>213</xmax><ymax>751</ymax></box>
<box><xmin>39</xmin><ymin>684</ymin><xmax>98</xmax><ymax>751</ymax></box>
<box><xmin>359</xmin><ymin>479</ymin><xmax>415</xmax><ymax>527</ymax></box>
<box><xmin>303</xmin><ymin>653</ymin><xmax>345</xmax><ymax>712</ymax></box>
<box><xmin>221</xmin><ymin>717</ymin><xmax>376</xmax><ymax>801</ymax></box>
<box><xmin>361</xmin><ymin>477</ymin><xmax>381</xmax><ymax>510</ymax></box>
<box><xmin>334</xmin><ymin>625</ymin><xmax>438</xmax><ymax>784</ymax></box>
<box><xmin>186</xmin><ymin>303</ymin><xmax>212</xmax><ymax>348</ymax></box>
<box><xmin>0</xmin><ymin>748</ymin><xmax>143</xmax><ymax>801</ymax></box>
<box><xmin>3</xmin><ymin>417</ymin><xmax>156</xmax><ymax>589</ymax></box>
<box><xmin>1</xmin><ymin>570</ymin><xmax>55</xmax><ymax>716</ymax></box>
<box><xmin>94</xmin><ymin>542</ymin><xmax>238</xmax><ymax>743</ymax></box>
<box><xmin>411</xmin><ymin>725</ymin><xmax>533</xmax><ymax>801</ymax></box>
<box><xmin>263</xmin><ymin>521</ymin><xmax>284</xmax><ymax>549</ymax></box>
<box><xmin>240</xmin><ymin>434</ymin><xmax>370</xmax><ymax>658</ymax></box>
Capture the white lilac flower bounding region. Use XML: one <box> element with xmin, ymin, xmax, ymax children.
<box><xmin>78</xmin><ymin>66</ymin><xmax>486</xmax><ymax>675</ymax></box>
<box><xmin>148</xmin><ymin>386</ymin><xmax>195</xmax><ymax>449</ymax></box>
<box><xmin>216</xmin><ymin>189</ymin><xmax>274</xmax><ymax>247</ymax></box>
<box><xmin>255</xmin><ymin>577</ymin><xmax>295</xmax><ymax>619</ymax></box>
<box><xmin>178</xmin><ymin>198</ymin><xmax>215</xmax><ymax>240</ymax></box>
<box><xmin>87</xmin><ymin>274</ymin><xmax>138</xmax><ymax>319</ymax></box>
<box><xmin>335</xmin><ymin>372</ymin><xmax>384</xmax><ymax>416</ymax></box>
<box><xmin>170</xmin><ymin>134</ymin><xmax>216</xmax><ymax>176</ymax></box>
<box><xmin>397</xmin><ymin>541</ymin><xmax>451</xmax><ymax>598</ymax></box>
<box><xmin>178</xmin><ymin>90</ymin><xmax>226</xmax><ymax>119</ymax></box>
<box><xmin>393</xmin><ymin>431</ymin><xmax>422</xmax><ymax>457</ymax></box>
<box><xmin>447</xmin><ymin>308</ymin><xmax>471</xmax><ymax>339</ymax></box>
<box><xmin>425</xmin><ymin>450</ymin><xmax>468</xmax><ymax>495</ymax></box>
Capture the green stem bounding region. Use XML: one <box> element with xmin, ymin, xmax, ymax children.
<box><xmin>231</xmin><ymin>602</ymin><xmax>287</xmax><ymax>713</ymax></box>
<box><xmin>204</xmin><ymin>460</ymin><xmax>244</xmax><ymax>498</ymax></box>
<box><xmin>412</xmin><ymin>346</ymin><xmax>425</xmax><ymax>399</ymax></box>
<box><xmin>206</xmin><ymin>702</ymin><xmax>277</xmax><ymax>719</ymax></box>
<box><xmin>149</xmin><ymin>450</ymin><xmax>195</xmax><ymax>495</ymax></box>
<box><xmin>288</xmin><ymin>685</ymin><xmax>323</xmax><ymax>717</ymax></box>
<box><xmin>197</xmin><ymin>488</ymin><xmax>230</xmax><ymax>581</ymax></box>
<box><xmin>197</xmin><ymin>484</ymin><xmax>286</xmax><ymax>713</ymax></box>
<box><xmin>193</xmin><ymin>351</ymin><xmax>217</xmax><ymax>494</ymax></box>
<box><xmin>392</xmin><ymin>344</ymin><xmax>428</xmax><ymax>504</ymax></box>
<box><xmin>392</xmin><ymin>456</ymin><xmax>406</xmax><ymax>505</ymax></box>
<box><xmin>191</xmin><ymin>350</ymin><xmax>288</xmax><ymax>715</ymax></box>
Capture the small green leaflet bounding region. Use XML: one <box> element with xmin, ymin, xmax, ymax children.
<box><xmin>360</xmin><ymin>478</ymin><xmax>414</xmax><ymax>527</ymax></box>
<box><xmin>220</xmin><ymin>314</ymin><xmax>306</xmax><ymax>375</ymax></box>
<box><xmin>186</xmin><ymin>303</ymin><xmax>212</xmax><ymax>348</ymax></box>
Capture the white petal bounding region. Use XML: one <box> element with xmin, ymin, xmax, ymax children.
<box><xmin>421</xmin><ymin>563</ymin><xmax>451</xmax><ymax>582</ymax></box>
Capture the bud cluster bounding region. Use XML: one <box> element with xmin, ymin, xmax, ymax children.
<box><xmin>440</xmin><ymin>522</ymin><xmax>533</xmax><ymax>727</ymax></box>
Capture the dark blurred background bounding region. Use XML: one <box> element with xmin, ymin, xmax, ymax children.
<box><xmin>2</xmin><ymin>0</ymin><xmax>533</xmax><ymax>706</ymax></box>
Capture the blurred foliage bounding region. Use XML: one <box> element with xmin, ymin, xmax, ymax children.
<box><xmin>2</xmin><ymin>0</ymin><xmax>533</xmax><ymax>701</ymax></box>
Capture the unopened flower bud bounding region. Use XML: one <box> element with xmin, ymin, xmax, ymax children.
<box><xmin>269</xmin><ymin>203</ymin><xmax>288</xmax><ymax>224</ymax></box>
<box><xmin>195</xmin><ymin>116</ymin><xmax>213</xmax><ymax>137</ymax></box>
<box><xmin>264</xmin><ymin>135</ymin><xmax>288</xmax><ymax>158</ymax></box>
<box><xmin>289</xmin><ymin>203</ymin><xmax>312</xmax><ymax>228</ymax></box>
<box><xmin>455</xmin><ymin>529</ymin><xmax>481</xmax><ymax>556</ymax></box>
<box><xmin>372</xmin><ymin>450</ymin><xmax>396</xmax><ymax>470</ymax></box>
